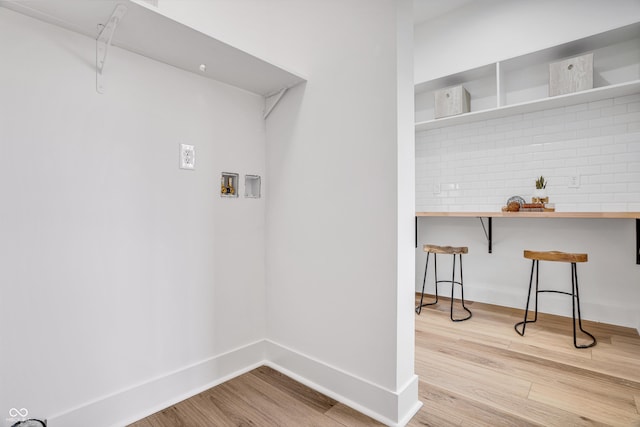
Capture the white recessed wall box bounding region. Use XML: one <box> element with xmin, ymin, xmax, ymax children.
<box><xmin>244</xmin><ymin>175</ymin><xmax>261</xmax><ymax>198</ymax></box>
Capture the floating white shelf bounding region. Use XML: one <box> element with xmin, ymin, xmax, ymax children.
<box><xmin>416</xmin><ymin>79</ymin><xmax>640</xmax><ymax>132</ymax></box>
<box><xmin>415</xmin><ymin>22</ymin><xmax>640</xmax><ymax>132</ymax></box>
<box><xmin>0</xmin><ymin>0</ymin><xmax>306</xmax><ymax>97</ymax></box>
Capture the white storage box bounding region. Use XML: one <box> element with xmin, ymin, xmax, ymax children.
<box><xmin>549</xmin><ymin>53</ymin><xmax>593</xmax><ymax>97</ymax></box>
<box><xmin>434</xmin><ymin>85</ymin><xmax>470</xmax><ymax>119</ymax></box>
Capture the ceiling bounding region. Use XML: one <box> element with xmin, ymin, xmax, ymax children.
<box><xmin>413</xmin><ymin>0</ymin><xmax>476</xmax><ymax>25</ymax></box>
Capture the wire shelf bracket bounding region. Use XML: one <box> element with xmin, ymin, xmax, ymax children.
<box><xmin>264</xmin><ymin>88</ymin><xmax>288</xmax><ymax>119</ymax></box>
<box><xmin>96</xmin><ymin>4</ymin><xmax>127</xmax><ymax>94</ymax></box>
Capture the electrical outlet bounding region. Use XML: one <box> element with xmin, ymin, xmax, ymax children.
<box><xmin>568</xmin><ymin>174</ymin><xmax>580</xmax><ymax>188</ymax></box>
<box><xmin>179</xmin><ymin>144</ymin><xmax>195</xmax><ymax>170</ymax></box>
<box><xmin>433</xmin><ymin>183</ymin><xmax>441</xmax><ymax>194</ymax></box>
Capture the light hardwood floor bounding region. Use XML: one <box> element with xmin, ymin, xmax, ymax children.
<box><xmin>128</xmin><ymin>365</ymin><xmax>381</xmax><ymax>426</ymax></box>
<box><xmin>410</xmin><ymin>296</ymin><xmax>640</xmax><ymax>427</ymax></box>
<box><xmin>130</xmin><ymin>296</ymin><xmax>640</xmax><ymax>426</ymax></box>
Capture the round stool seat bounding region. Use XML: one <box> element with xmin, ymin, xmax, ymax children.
<box><xmin>416</xmin><ymin>243</ymin><xmax>471</xmax><ymax>321</ymax></box>
<box><xmin>423</xmin><ymin>244</ymin><xmax>468</xmax><ymax>255</ymax></box>
<box><xmin>516</xmin><ymin>249</ymin><xmax>595</xmax><ymax>349</ymax></box>
<box><xmin>524</xmin><ymin>250</ymin><xmax>587</xmax><ymax>263</ymax></box>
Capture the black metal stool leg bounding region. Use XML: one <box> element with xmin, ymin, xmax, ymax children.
<box><xmin>416</xmin><ymin>253</ymin><xmax>438</xmax><ymax>314</ymax></box>
<box><xmin>571</xmin><ymin>263</ymin><xmax>597</xmax><ymax>348</ymax></box>
<box><xmin>450</xmin><ymin>253</ymin><xmax>472</xmax><ymax>322</ymax></box>
<box><xmin>416</xmin><ymin>252</ymin><xmax>429</xmax><ymax>314</ymax></box>
<box><xmin>515</xmin><ymin>260</ymin><xmax>539</xmax><ymax>336</ymax></box>
<box><xmin>434</xmin><ymin>253</ymin><xmax>438</xmax><ymax>303</ymax></box>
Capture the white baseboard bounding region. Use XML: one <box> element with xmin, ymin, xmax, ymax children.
<box><xmin>264</xmin><ymin>340</ymin><xmax>421</xmax><ymax>426</ymax></box>
<box><xmin>47</xmin><ymin>340</ymin><xmax>266</xmax><ymax>427</ymax></box>
<box><xmin>47</xmin><ymin>339</ymin><xmax>422</xmax><ymax>427</ymax></box>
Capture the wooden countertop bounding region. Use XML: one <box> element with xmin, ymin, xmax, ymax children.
<box><xmin>416</xmin><ymin>212</ymin><xmax>640</xmax><ymax>219</ymax></box>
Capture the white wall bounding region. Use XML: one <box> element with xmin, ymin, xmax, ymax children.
<box><xmin>263</xmin><ymin>6</ymin><xmax>420</xmax><ymax>422</ymax></box>
<box><xmin>0</xmin><ymin>1</ymin><xmax>420</xmax><ymax>426</ymax></box>
<box><xmin>414</xmin><ymin>0</ymin><xmax>640</xmax><ymax>84</ymax></box>
<box><xmin>0</xmin><ymin>7</ymin><xmax>267</xmax><ymax>426</ymax></box>
<box><xmin>159</xmin><ymin>0</ymin><xmax>420</xmax><ymax>424</ymax></box>
<box><xmin>395</xmin><ymin>0</ymin><xmax>418</xmax><ymax>414</ymax></box>
<box><xmin>417</xmin><ymin>216</ymin><xmax>640</xmax><ymax>328</ymax></box>
<box><xmin>413</xmin><ymin>0</ymin><xmax>640</xmax><ymax>330</ymax></box>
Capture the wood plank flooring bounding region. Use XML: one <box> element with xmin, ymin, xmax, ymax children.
<box><xmin>128</xmin><ymin>366</ymin><xmax>382</xmax><ymax>427</ymax></box>
<box><xmin>410</xmin><ymin>296</ymin><xmax>640</xmax><ymax>427</ymax></box>
<box><xmin>130</xmin><ymin>296</ymin><xmax>640</xmax><ymax>426</ymax></box>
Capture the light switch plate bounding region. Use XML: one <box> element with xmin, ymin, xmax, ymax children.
<box><xmin>179</xmin><ymin>144</ymin><xmax>195</xmax><ymax>170</ymax></box>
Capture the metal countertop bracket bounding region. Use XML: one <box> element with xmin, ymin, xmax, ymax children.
<box><xmin>636</xmin><ymin>218</ymin><xmax>640</xmax><ymax>265</ymax></box>
<box><xmin>479</xmin><ymin>217</ymin><xmax>492</xmax><ymax>253</ymax></box>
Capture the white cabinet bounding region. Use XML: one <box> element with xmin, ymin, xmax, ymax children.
<box><xmin>415</xmin><ymin>22</ymin><xmax>640</xmax><ymax>131</ymax></box>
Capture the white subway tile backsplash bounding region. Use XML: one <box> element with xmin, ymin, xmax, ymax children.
<box><xmin>601</xmin><ymin>105</ymin><xmax>627</xmax><ymax>117</ymax></box>
<box><xmin>587</xmin><ymin>154</ymin><xmax>616</xmax><ymax>165</ymax></box>
<box><xmin>416</xmin><ymin>94</ymin><xmax>639</xmax><ymax>212</ymax></box>
<box><xmin>614</xmin><ymin>93</ymin><xmax>640</xmax><ymax>105</ymax></box>
<box><xmin>628</xmin><ymin>162</ymin><xmax>640</xmax><ymax>172</ymax></box>
<box><xmin>576</xmin><ymin>127</ymin><xmax>601</xmax><ymax>139</ymax></box>
<box><xmin>614</xmin><ymin>111</ymin><xmax>640</xmax><ymax>124</ymax></box>
<box><xmin>601</xmin><ymin>144</ymin><xmax>627</xmax><ymax>154</ymax></box>
<box><xmin>598</xmin><ymin>124</ymin><xmax>628</xmax><ymax>136</ymax></box>
<box><xmin>601</xmin><ymin>164</ymin><xmax>625</xmax><ymax>174</ymax></box>
<box><xmin>588</xmin><ymin>98</ymin><xmax>614</xmax><ymax>110</ymax></box>
<box><xmin>601</xmin><ymin>183</ymin><xmax>628</xmax><ymax>193</ymax></box>
<box><xmin>627</xmin><ymin>101</ymin><xmax>640</xmax><ymax>112</ymax></box>
<box><xmin>627</xmin><ymin>142</ymin><xmax>640</xmax><ymax>153</ymax></box>
<box><xmin>615</xmin><ymin>172</ymin><xmax>640</xmax><ymax>183</ymax></box>
<box><xmin>564</xmin><ymin>103</ymin><xmax>589</xmax><ymax>113</ymax></box>
<box><xmin>522</xmin><ymin>110</ymin><xmax>546</xmax><ymax>121</ymax></box>
<box><xmin>532</xmin><ymin>131</ymin><xmax>576</xmax><ymax>144</ymax></box>
<box><xmin>588</xmin><ymin>193</ymin><xmax>615</xmax><ymax>203</ymax></box>
<box><xmin>501</xmin><ymin>129</ymin><xmax>523</xmax><ymax>140</ymax></box>
<box><xmin>613</xmin><ymin>154</ymin><xmax>634</xmax><ymax>165</ymax></box>
<box><xmin>629</xmin><ymin>182</ymin><xmax>640</xmax><ymax>192</ymax></box>
<box><xmin>533</xmin><ymin>115</ymin><xmax>566</xmax><ymax>127</ymax></box>
<box><xmin>511</xmin><ymin>120</ymin><xmax>534</xmax><ymax>131</ymax></box>
<box><xmin>577</xmin><ymin>109</ymin><xmax>601</xmax><ymax>121</ymax></box>
<box><xmin>614</xmin><ymin>132</ymin><xmax>640</xmax><ymax>143</ymax></box>
<box><xmin>543</xmin><ymin>123</ymin><xmax>566</xmax><ymax>134</ymax></box>
<box><xmin>586</xmin><ymin>136</ymin><xmax>614</xmax><ymax>147</ymax></box>
<box><xmin>601</xmin><ymin>202</ymin><xmax>629</xmax><ymax>210</ymax></box>
<box><xmin>565</xmin><ymin>120</ymin><xmax>592</xmax><ymax>132</ymax></box>
<box><xmin>579</xmin><ymin>146</ymin><xmax>601</xmax><ymax>155</ymax></box>
<box><xmin>615</xmin><ymin>193</ymin><xmax>640</xmax><ymax>202</ymax></box>
<box><xmin>565</xmin><ymin>157</ymin><xmax>587</xmax><ymax>168</ymax></box>
<box><xmin>589</xmin><ymin>174</ymin><xmax>615</xmax><ymax>184</ymax></box>
<box><xmin>589</xmin><ymin>116</ymin><xmax>614</xmax><ymax>128</ymax></box>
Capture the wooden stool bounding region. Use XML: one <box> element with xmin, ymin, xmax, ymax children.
<box><xmin>515</xmin><ymin>250</ymin><xmax>596</xmax><ymax>348</ymax></box>
<box><xmin>416</xmin><ymin>244</ymin><xmax>472</xmax><ymax>321</ymax></box>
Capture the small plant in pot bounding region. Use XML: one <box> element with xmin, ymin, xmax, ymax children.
<box><xmin>533</xmin><ymin>176</ymin><xmax>548</xmax><ymax>203</ymax></box>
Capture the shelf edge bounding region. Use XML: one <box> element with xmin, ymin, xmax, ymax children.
<box><xmin>415</xmin><ymin>80</ymin><xmax>640</xmax><ymax>132</ymax></box>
